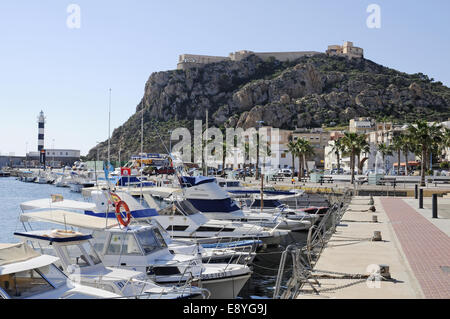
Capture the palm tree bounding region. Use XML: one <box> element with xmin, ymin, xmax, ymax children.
<box><xmin>285</xmin><ymin>135</ymin><xmax>297</xmax><ymax>178</ymax></box>
<box><xmin>377</xmin><ymin>142</ymin><xmax>393</xmax><ymax>173</ymax></box>
<box><xmin>407</xmin><ymin>120</ymin><xmax>443</xmax><ymax>186</ymax></box>
<box><xmin>441</xmin><ymin>128</ymin><xmax>450</xmax><ymax>161</ymax></box>
<box><xmin>391</xmin><ymin>134</ymin><xmax>404</xmax><ymax>176</ymax></box>
<box><xmin>328</xmin><ymin>138</ymin><xmax>345</xmax><ymax>172</ymax></box>
<box><xmin>341</xmin><ymin>132</ymin><xmax>362</xmax><ymax>184</ymax></box>
<box><xmin>296</xmin><ymin>138</ymin><xmax>315</xmax><ymax>179</ymax></box>
<box><xmin>400</xmin><ymin>133</ymin><xmax>412</xmax><ymax>176</ymax></box>
<box><xmin>355</xmin><ymin>134</ymin><xmax>370</xmax><ymax>175</ymax></box>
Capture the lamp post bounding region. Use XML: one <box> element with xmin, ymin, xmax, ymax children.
<box><xmin>52</xmin><ymin>139</ymin><xmax>55</xmax><ymax>168</ymax></box>
<box><xmin>256</xmin><ymin>120</ymin><xmax>264</xmax><ymax>180</ymax></box>
<box><xmin>168</xmin><ymin>130</ymin><xmax>173</xmax><ymax>155</ymax></box>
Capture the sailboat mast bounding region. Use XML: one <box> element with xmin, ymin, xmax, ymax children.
<box><xmin>107</xmin><ymin>88</ymin><xmax>112</xmax><ymax>172</ymax></box>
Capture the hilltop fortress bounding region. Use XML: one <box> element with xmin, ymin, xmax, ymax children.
<box><xmin>177</xmin><ymin>41</ymin><xmax>363</xmax><ymax>70</ymax></box>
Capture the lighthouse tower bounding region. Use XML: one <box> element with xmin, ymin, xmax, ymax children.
<box><xmin>37</xmin><ymin>110</ymin><xmax>46</xmax><ymax>151</ymax></box>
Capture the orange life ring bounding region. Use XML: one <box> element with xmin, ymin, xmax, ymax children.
<box><xmin>115</xmin><ymin>200</ymin><xmax>132</xmax><ymax>227</ymax></box>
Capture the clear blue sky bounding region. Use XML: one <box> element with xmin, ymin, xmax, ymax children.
<box><xmin>1</xmin><ymin>0</ymin><xmax>449</xmax><ymax>156</ymax></box>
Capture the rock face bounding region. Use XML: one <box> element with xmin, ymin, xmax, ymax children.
<box><xmin>87</xmin><ymin>54</ymin><xmax>450</xmax><ymax>159</ymax></box>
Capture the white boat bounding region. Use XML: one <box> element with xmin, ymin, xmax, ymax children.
<box><xmin>169</xmin><ymin>176</ymin><xmax>311</xmax><ymax>232</ymax></box>
<box><xmin>242</xmin><ymin>195</ymin><xmax>321</xmax><ymax>225</ymax></box>
<box><xmin>13</xmin><ymin>230</ymin><xmax>208</xmax><ymax>299</ymax></box>
<box><xmin>0</xmin><ymin>242</ymin><xmax>120</xmax><ymax>299</ymax></box>
<box><xmin>216</xmin><ymin>177</ymin><xmax>305</xmax><ymax>199</ymax></box>
<box><xmin>152</xmin><ymin>198</ymin><xmax>293</xmax><ymax>243</ymax></box>
<box><xmin>18</xmin><ymin>209</ymin><xmax>252</xmax><ymax>299</ymax></box>
<box><xmin>19</xmin><ymin>193</ymin><xmax>257</xmax><ymax>265</ymax></box>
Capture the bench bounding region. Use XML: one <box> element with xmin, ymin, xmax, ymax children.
<box><xmin>319</xmin><ymin>176</ymin><xmax>334</xmax><ymax>184</ymax></box>
<box><xmin>378</xmin><ymin>177</ymin><xmax>397</xmax><ymax>187</ymax></box>
<box><xmin>271</xmin><ymin>176</ymin><xmax>285</xmax><ymax>182</ymax></box>
<box><xmin>427</xmin><ymin>178</ymin><xmax>450</xmax><ymax>187</ymax></box>
<box><xmin>355</xmin><ymin>177</ymin><xmax>368</xmax><ymax>185</ymax></box>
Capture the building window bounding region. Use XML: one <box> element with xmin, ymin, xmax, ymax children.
<box><xmin>281</xmin><ymin>153</ymin><xmax>286</xmax><ymax>158</ymax></box>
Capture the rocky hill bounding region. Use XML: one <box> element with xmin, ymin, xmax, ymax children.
<box><xmin>87</xmin><ymin>54</ymin><xmax>450</xmax><ymax>160</ymax></box>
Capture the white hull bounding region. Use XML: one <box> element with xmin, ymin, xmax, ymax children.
<box><xmin>200</xmin><ymin>273</ymin><xmax>251</xmax><ymax>299</ymax></box>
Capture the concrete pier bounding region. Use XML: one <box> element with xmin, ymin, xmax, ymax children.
<box><xmin>297</xmin><ymin>195</ymin><xmax>450</xmax><ymax>299</ymax></box>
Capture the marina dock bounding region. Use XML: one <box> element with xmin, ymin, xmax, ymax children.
<box><xmin>295</xmin><ymin>195</ymin><xmax>450</xmax><ymax>299</ymax></box>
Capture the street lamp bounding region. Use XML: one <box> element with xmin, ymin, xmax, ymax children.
<box><xmin>255</xmin><ymin>121</ymin><xmax>264</xmax><ymax>179</ymax></box>
<box><xmin>168</xmin><ymin>130</ymin><xmax>173</xmax><ymax>155</ymax></box>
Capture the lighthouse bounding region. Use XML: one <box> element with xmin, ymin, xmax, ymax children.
<box><xmin>37</xmin><ymin>110</ymin><xmax>46</xmax><ymax>151</ymax></box>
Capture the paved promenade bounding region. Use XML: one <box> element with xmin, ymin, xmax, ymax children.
<box><xmin>298</xmin><ymin>195</ymin><xmax>450</xmax><ymax>299</ymax></box>
<box><xmin>380</xmin><ymin>198</ymin><xmax>450</xmax><ymax>298</ymax></box>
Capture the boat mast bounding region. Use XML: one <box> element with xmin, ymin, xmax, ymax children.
<box><xmin>140</xmin><ymin>101</ymin><xmax>144</xmax><ymax>202</ymax></box>
<box><xmin>107</xmin><ymin>88</ymin><xmax>112</xmax><ymax>185</ymax></box>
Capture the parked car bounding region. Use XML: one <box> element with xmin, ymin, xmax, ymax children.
<box><xmin>155</xmin><ymin>167</ymin><xmax>175</xmax><ymax>175</ymax></box>
<box><xmin>331</xmin><ymin>168</ymin><xmax>344</xmax><ymax>175</ymax></box>
<box><xmin>277</xmin><ymin>168</ymin><xmax>292</xmax><ymax>177</ymax></box>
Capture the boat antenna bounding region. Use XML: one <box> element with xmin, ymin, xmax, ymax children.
<box><xmin>140</xmin><ymin>103</ymin><xmax>144</xmax><ymax>203</ymax></box>
<box><xmin>107</xmin><ymin>88</ymin><xmax>112</xmax><ymax>190</ymax></box>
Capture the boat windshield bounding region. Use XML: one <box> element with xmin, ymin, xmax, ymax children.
<box><xmin>63</xmin><ymin>243</ymin><xmax>102</xmax><ymax>267</ymax></box>
<box><xmin>0</xmin><ymin>264</ymin><xmax>66</xmax><ymax>299</ymax></box>
<box><xmin>135</xmin><ymin>228</ymin><xmax>167</xmax><ymax>255</ymax></box>
<box><xmin>158</xmin><ymin>200</ymin><xmax>199</xmax><ymax>216</ymax></box>
<box><xmin>106</xmin><ymin>233</ymin><xmax>142</xmax><ymax>256</ymax></box>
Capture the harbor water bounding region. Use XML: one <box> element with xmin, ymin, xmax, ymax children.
<box><xmin>0</xmin><ymin>177</ymin><xmax>83</xmax><ymax>243</ymax></box>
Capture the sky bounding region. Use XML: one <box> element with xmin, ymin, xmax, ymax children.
<box><xmin>0</xmin><ymin>1</ymin><xmax>449</xmax><ymax>156</ymax></box>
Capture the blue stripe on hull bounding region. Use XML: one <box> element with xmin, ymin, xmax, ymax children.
<box><xmin>84</xmin><ymin>208</ymin><xmax>158</xmax><ymax>218</ymax></box>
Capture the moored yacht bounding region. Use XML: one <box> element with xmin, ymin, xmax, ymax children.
<box><xmin>241</xmin><ymin>195</ymin><xmax>321</xmax><ymax>225</ymax></box>
<box><xmin>171</xmin><ymin>176</ymin><xmax>311</xmax><ymax>232</ymax></box>
<box><xmin>13</xmin><ymin>229</ymin><xmax>208</xmax><ymax>299</ymax></box>
<box><xmin>18</xmin><ymin>209</ymin><xmax>252</xmax><ymax>299</ymax></box>
<box><xmin>0</xmin><ymin>242</ymin><xmax>120</xmax><ymax>299</ymax></box>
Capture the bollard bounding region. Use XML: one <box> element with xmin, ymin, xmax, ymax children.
<box><xmin>414</xmin><ymin>184</ymin><xmax>418</xmax><ymax>199</ymax></box>
<box><xmin>372</xmin><ymin>215</ymin><xmax>378</xmax><ymax>223</ymax></box>
<box><xmin>369</xmin><ymin>195</ymin><xmax>374</xmax><ymax>205</ymax></box>
<box><xmin>432</xmin><ymin>194</ymin><xmax>438</xmax><ymax>219</ymax></box>
<box><xmin>419</xmin><ymin>188</ymin><xmax>423</xmax><ymax>209</ymax></box>
<box><xmin>372</xmin><ymin>231</ymin><xmax>382</xmax><ymax>241</ymax></box>
<box><xmin>379</xmin><ymin>264</ymin><xmax>391</xmax><ymax>279</ymax></box>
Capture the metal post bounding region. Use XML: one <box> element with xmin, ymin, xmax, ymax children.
<box><xmin>414</xmin><ymin>184</ymin><xmax>418</xmax><ymax>199</ymax></box>
<box><xmin>432</xmin><ymin>194</ymin><xmax>438</xmax><ymax>218</ymax></box>
<box><xmin>419</xmin><ymin>188</ymin><xmax>423</xmax><ymax>209</ymax></box>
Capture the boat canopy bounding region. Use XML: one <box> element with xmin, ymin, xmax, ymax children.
<box><xmin>180</xmin><ymin>176</ymin><xmax>216</xmax><ymax>188</ymax></box>
<box><xmin>14</xmin><ymin>230</ymin><xmax>93</xmax><ymax>244</ymax></box>
<box><xmin>0</xmin><ymin>242</ymin><xmax>40</xmax><ymax>266</ymax></box>
<box><xmin>20</xmin><ymin>210</ymin><xmax>119</xmax><ymax>230</ymax></box>
<box><xmin>20</xmin><ymin>198</ymin><xmax>96</xmax><ymax>211</ymax></box>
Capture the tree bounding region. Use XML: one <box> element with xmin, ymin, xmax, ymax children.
<box><xmin>391</xmin><ymin>134</ymin><xmax>404</xmax><ymax>176</ymax></box>
<box><xmin>400</xmin><ymin>132</ymin><xmax>412</xmax><ymax>176</ymax></box>
<box><xmin>341</xmin><ymin>132</ymin><xmax>362</xmax><ymax>184</ymax></box>
<box><xmin>407</xmin><ymin>120</ymin><xmax>443</xmax><ymax>186</ymax></box>
<box><xmin>285</xmin><ymin>135</ymin><xmax>297</xmax><ymax>178</ymax></box>
<box><xmin>295</xmin><ymin>138</ymin><xmax>315</xmax><ymax>179</ymax></box>
<box><xmin>328</xmin><ymin>138</ymin><xmax>345</xmax><ymax>172</ymax></box>
<box><xmin>355</xmin><ymin>134</ymin><xmax>370</xmax><ymax>175</ymax></box>
<box><xmin>377</xmin><ymin>142</ymin><xmax>393</xmax><ymax>173</ymax></box>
